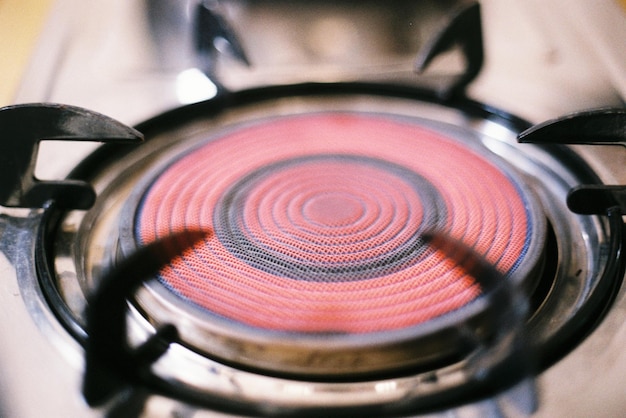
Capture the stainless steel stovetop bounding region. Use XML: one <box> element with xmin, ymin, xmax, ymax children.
<box><xmin>2</xmin><ymin>0</ymin><xmax>626</xmax><ymax>417</ymax></box>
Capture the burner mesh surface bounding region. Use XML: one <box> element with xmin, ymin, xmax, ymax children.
<box><xmin>135</xmin><ymin>112</ymin><xmax>534</xmax><ymax>334</ymax></box>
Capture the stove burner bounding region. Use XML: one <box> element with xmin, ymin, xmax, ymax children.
<box><xmin>132</xmin><ymin>112</ymin><xmax>544</xmax><ymax>339</ymax></box>
<box><xmin>30</xmin><ymin>90</ymin><xmax>622</xmax><ymax>412</ymax></box>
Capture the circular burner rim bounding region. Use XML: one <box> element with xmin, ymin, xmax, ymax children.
<box><xmin>116</xmin><ymin>109</ymin><xmax>548</xmax><ymax>377</ymax></box>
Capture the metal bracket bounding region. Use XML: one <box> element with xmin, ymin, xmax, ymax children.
<box><xmin>194</xmin><ymin>0</ymin><xmax>250</xmax><ymax>79</ymax></box>
<box><xmin>518</xmin><ymin>108</ymin><xmax>626</xmax><ymax>215</ymax></box>
<box><xmin>0</xmin><ymin>104</ymin><xmax>142</xmax><ymax>210</ymax></box>
<box><xmin>82</xmin><ymin>230</ymin><xmax>208</xmax><ymax>406</ymax></box>
<box><xmin>415</xmin><ymin>2</ymin><xmax>484</xmax><ymax>99</ymax></box>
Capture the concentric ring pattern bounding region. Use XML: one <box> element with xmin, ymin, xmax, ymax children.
<box><xmin>135</xmin><ymin>112</ymin><xmax>535</xmax><ymax>334</ymax></box>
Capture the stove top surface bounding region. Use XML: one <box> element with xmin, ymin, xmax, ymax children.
<box><xmin>2</xmin><ymin>1</ymin><xmax>626</xmax><ymax>417</ymax></box>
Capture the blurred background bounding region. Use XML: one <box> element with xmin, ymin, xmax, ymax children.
<box><xmin>1</xmin><ymin>0</ymin><xmax>624</xmax><ymax>124</ymax></box>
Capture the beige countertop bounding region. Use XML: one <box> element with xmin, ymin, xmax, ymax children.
<box><xmin>0</xmin><ymin>0</ymin><xmax>53</xmax><ymax>107</ymax></box>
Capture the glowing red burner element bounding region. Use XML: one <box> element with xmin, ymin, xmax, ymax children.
<box><xmin>304</xmin><ymin>192</ymin><xmax>363</xmax><ymax>226</ymax></box>
<box><xmin>136</xmin><ymin>112</ymin><xmax>536</xmax><ymax>334</ymax></box>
